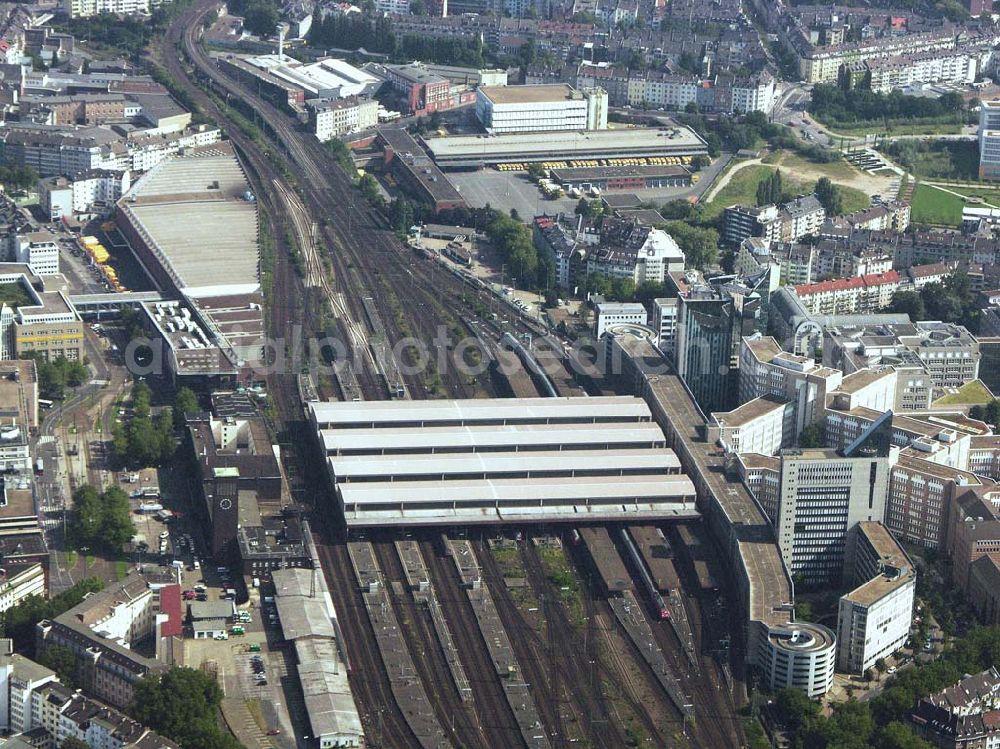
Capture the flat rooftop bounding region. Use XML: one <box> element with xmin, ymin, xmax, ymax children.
<box><xmin>842</xmin><ymin>521</ymin><xmax>915</xmax><ymax>606</ymax></box>
<box><xmin>479</xmin><ymin>83</ymin><xmax>576</xmax><ymax>104</ymax></box>
<box><xmin>321</xmin><ymin>421</ymin><xmax>667</xmax><ymax>454</ymax></box>
<box><xmin>711</xmin><ymin>395</ymin><xmax>787</xmax><ymax>428</ymax></box>
<box><xmin>330</xmin><ymin>448</ymin><xmax>680</xmax><ymax>481</ymax></box>
<box><xmin>425</xmin><ymin>126</ymin><xmax>708</xmax><ymax>166</ymax></box>
<box><xmin>644</xmin><ymin>372</ymin><xmax>794</xmax><ymax>629</ymax></box>
<box><xmin>119</xmin><ymin>145</ymin><xmax>260</xmax><ymax>296</ymax></box>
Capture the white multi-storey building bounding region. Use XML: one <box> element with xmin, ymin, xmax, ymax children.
<box><xmin>980</xmin><ymin>100</ymin><xmax>1000</xmax><ymax>180</ymax></box>
<box><xmin>731</xmin><ymin>73</ymin><xmax>778</xmax><ymax>115</ymax></box>
<box><xmin>62</xmin><ymin>0</ymin><xmax>151</xmax><ymax>18</ymax></box>
<box><xmin>594</xmin><ymin>302</ymin><xmax>647</xmax><ymax>338</ymax></box>
<box><xmin>776</xmin><ymin>443</ymin><xmax>893</xmax><ymax>585</ymax></box>
<box><xmin>308</xmin><ymin>97</ymin><xmax>378</xmax><ymax>141</ymax></box>
<box><xmin>10</xmin><ymin>232</ymin><xmax>58</xmax><ymax>276</ymax></box>
<box><xmin>836</xmin><ymin>522</ymin><xmax>915</xmax><ymax>674</ymax></box>
<box><xmin>0</xmin><ymin>651</ymin><xmax>57</xmax><ymax>734</ymax></box>
<box><xmin>652</xmin><ymin>297</ymin><xmax>679</xmax><ymax>354</ymax></box>
<box><xmin>476</xmin><ymin>84</ymin><xmax>607</xmax><ymax>134</ymax></box>
<box><xmin>738</xmin><ymin>336</ymin><xmax>842</xmax><ymax>441</ymax></box>
<box><xmin>708</xmin><ymin>395</ymin><xmax>795</xmax><ymax>456</ymax></box>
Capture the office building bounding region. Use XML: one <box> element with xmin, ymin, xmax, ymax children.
<box><xmin>594</xmin><ymin>302</ymin><xmax>647</xmax><ymax>338</ymax></box>
<box><xmin>774</xmin><ymin>416</ymin><xmax>894</xmax><ymax>585</ymax></box>
<box><xmin>0</xmin><ymin>265</ymin><xmax>83</xmax><ymax>362</ymax></box>
<box><xmin>980</xmin><ymin>100</ymin><xmax>1000</xmax><ymax>180</ymax></box>
<box><xmin>673</xmin><ymin>271</ymin><xmax>767</xmax><ymax>414</ymax></box>
<box><xmin>8</xmin><ymin>232</ymin><xmax>58</xmax><ymax>277</ymax></box>
<box><xmin>652</xmin><ymin>297</ymin><xmax>679</xmax><ymax>354</ymax></box>
<box><xmin>475</xmin><ymin>84</ymin><xmax>608</xmax><ymax>134</ymax></box>
<box><xmin>738</xmin><ymin>335</ymin><xmax>842</xmax><ymax>443</ymax></box>
<box><xmin>708</xmin><ymin>395</ymin><xmax>795</xmax><ymax>456</ymax></box>
<box><xmin>836</xmin><ymin>522</ymin><xmax>915</xmax><ymax>674</ymax></box>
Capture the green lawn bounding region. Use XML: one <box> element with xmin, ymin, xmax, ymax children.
<box><xmin>934</xmin><ymin>184</ymin><xmax>1000</xmax><ymax>207</ymax></box>
<box><xmin>116</xmin><ymin>560</ymin><xmax>128</xmax><ymax>581</ymax></box>
<box><xmin>700</xmin><ymin>163</ymin><xmax>869</xmax><ymax>220</ymax></box>
<box><xmin>910</xmin><ymin>183</ymin><xmax>964</xmax><ymax>226</ymax></box>
<box><xmin>934</xmin><ymin>380</ymin><xmax>995</xmax><ymax>406</ymax></box>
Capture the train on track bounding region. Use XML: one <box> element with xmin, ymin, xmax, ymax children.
<box><xmin>619</xmin><ymin>528</ymin><xmax>671</xmax><ymax>621</ymax></box>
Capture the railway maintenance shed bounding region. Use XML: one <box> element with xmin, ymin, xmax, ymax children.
<box><xmin>309</xmin><ymin>397</ymin><xmax>698</xmax><ymax>527</ymax></box>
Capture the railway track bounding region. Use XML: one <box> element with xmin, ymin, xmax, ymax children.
<box><xmin>419</xmin><ymin>537</ymin><xmax>530</xmax><ymax>748</ymax></box>
<box><xmin>171</xmin><ymin>5</ymin><xmax>492</xmax><ymax>404</ymax></box>
<box><xmin>369</xmin><ymin>536</ymin><xmax>487</xmax><ymax>749</ymax></box>
<box><xmin>474</xmin><ymin>539</ymin><xmax>632</xmax><ymax>748</ymax></box>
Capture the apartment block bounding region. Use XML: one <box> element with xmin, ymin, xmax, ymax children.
<box><xmin>308</xmin><ymin>97</ymin><xmax>378</xmax><ymax>142</ymax></box>
<box><xmin>793</xmin><ymin>270</ymin><xmax>901</xmax><ymax>317</ymax></box>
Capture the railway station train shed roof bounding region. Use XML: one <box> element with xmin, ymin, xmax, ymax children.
<box><xmin>310</xmin><ymin>397</ymin><xmax>698</xmax><ymax>527</ymax></box>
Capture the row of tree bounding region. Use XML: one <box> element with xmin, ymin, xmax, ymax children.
<box><xmin>309</xmin><ymin>13</ymin><xmax>486</xmax><ymax>67</ymax></box>
<box><xmin>110</xmin><ymin>381</ymin><xmax>177</xmax><ymax>470</ymax></box>
<box><xmin>756</xmin><ymin>169</ymin><xmax>785</xmax><ymax>207</ymax></box>
<box><xmin>810</xmin><ymin>84</ymin><xmax>970</xmax><ymax>126</ymax></box>
<box><xmin>485</xmin><ymin>212</ymin><xmax>540</xmax><ymax>286</ymax></box>
<box><xmin>66</xmin><ymin>485</ymin><xmax>136</xmax><ymax>555</ymax></box>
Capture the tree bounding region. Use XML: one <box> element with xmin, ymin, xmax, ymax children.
<box><xmin>40</xmin><ymin>645</ymin><xmax>78</xmax><ymax>687</ymax></box>
<box><xmin>887</xmin><ymin>290</ymin><xmax>926</xmax><ymax>321</ymax></box>
<box><xmin>815</xmin><ymin>177</ymin><xmax>844</xmax><ymax>216</ymax></box>
<box><xmin>129</xmin><ymin>667</ymin><xmax>243</xmax><ymax>749</ymax></box>
<box><xmin>659</xmin><ymin>199</ymin><xmax>693</xmax><ymax>221</ymax></box>
<box><xmin>773</xmin><ymin>687</ymin><xmax>820</xmax><ymax>732</ymax></box>
<box><xmin>875</xmin><ymin>722</ymin><xmax>934</xmax><ymax>749</ymax></box>
<box><xmin>662</xmin><ymin>221</ymin><xmax>719</xmax><ymax>270</ymax></box>
<box><xmin>173</xmin><ymin>387</ymin><xmax>199</xmax><ymax>423</ymax></box>
<box><xmin>66</xmin><ymin>484</ymin><xmax>135</xmax><ymax>555</ymax></box>
<box><xmin>574</xmin><ymin>198</ymin><xmax>602</xmax><ymax>220</ymax></box>
<box><xmin>526</xmin><ymin>162</ymin><xmax>545</xmax><ymax>181</ymax></box>
<box><xmin>798</xmin><ymin>422</ymin><xmax>825</xmax><ymax>448</ymax></box>
<box><xmin>242</xmin><ymin>2</ymin><xmax>279</xmax><ymax>37</ymax></box>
